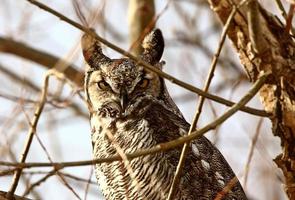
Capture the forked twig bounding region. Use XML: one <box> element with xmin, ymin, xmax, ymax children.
<box><xmin>6</xmin><ymin>69</ymin><xmax>80</xmax><ymax>199</ymax></box>
<box><xmin>6</xmin><ymin>69</ymin><xmax>53</xmax><ymax>199</ymax></box>
<box><xmin>33</xmin><ymin>130</ymin><xmax>82</xmax><ymax>199</ymax></box>
<box><xmin>23</xmin><ymin>169</ymin><xmax>56</xmax><ymax>196</ymax></box>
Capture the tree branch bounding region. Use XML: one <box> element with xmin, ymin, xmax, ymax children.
<box><xmin>25</xmin><ymin>0</ymin><xmax>269</xmax><ymax>117</ymax></box>
<box><xmin>0</xmin><ymin>71</ymin><xmax>270</xmax><ymax>170</ymax></box>
<box><xmin>167</xmin><ymin>1</ymin><xmax>247</xmax><ymax>197</ymax></box>
<box><xmin>207</xmin><ymin>0</ymin><xmax>295</xmax><ymax>198</ymax></box>
<box><xmin>6</xmin><ymin>70</ymin><xmax>54</xmax><ymax>198</ymax></box>
<box><xmin>0</xmin><ymin>37</ymin><xmax>84</xmax><ymax>87</ymax></box>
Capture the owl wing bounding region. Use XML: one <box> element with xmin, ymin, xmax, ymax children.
<box><xmin>141</xmin><ymin>100</ymin><xmax>248</xmax><ymax>199</ymax></box>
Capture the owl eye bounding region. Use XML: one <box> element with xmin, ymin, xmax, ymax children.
<box><xmin>97</xmin><ymin>80</ymin><xmax>110</xmax><ymax>90</ymax></box>
<box><xmin>138</xmin><ymin>78</ymin><xmax>149</xmax><ymax>88</ymax></box>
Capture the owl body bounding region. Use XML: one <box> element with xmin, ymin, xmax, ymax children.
<box><xmin>82</xmin><ymin>29</ymin><xmax>248</xmax><ymax>200</ymax></box>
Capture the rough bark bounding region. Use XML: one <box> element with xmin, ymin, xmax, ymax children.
<box><xmin>207</xmin><ymin>0</ymin><xmax>295</xmax><ymax>199</ymax></box>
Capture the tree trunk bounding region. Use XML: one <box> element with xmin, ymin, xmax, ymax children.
<box><xmin>207</xmin><ymin>0</ymin><xmax>295</xmax><ymax>199</ymax></box>
<box><xmin>128</xmin><ymin>0</ymin><xmax>155</xmax><ymax>55</ymax></box>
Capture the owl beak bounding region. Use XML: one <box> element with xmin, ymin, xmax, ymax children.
<box><xmin>120</xmin><ymin>89</ymin><xmax>128</xmax><ymax>111</ymax></box>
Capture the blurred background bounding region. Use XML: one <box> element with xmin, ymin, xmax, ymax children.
<box><xmin>0</xmin><ymin>0</ymin><xmax>289</xmax><ymax>199</ymax></box>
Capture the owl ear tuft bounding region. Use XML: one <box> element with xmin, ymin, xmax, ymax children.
<box><xmin>141</xmin><ymin>29</ymin><xmax>164</xmax><ymax>64</ymax></box>
<box><xmin>81</xmin><ymin>32</ymin><xmax>111</xmax><ymax>68</ymax></box>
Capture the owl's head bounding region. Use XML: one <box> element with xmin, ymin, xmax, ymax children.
<box><xmin>82</xmin><ymin>29</ymin><xmax>165</xmax><ymax>118</ymax></box>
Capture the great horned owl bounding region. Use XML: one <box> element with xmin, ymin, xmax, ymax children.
<box><xmin>82</xmin><ymin>29</ymin><xmax>248</xmax><ymax>200</ymax></box>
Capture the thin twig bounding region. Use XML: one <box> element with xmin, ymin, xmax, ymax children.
<box><xmin>275</xmin><ymin>0</ymin><xmax>288</xmax><ymax>19</ymax></box>
<box><xmin>72</xmin><ymin>0</ymin><xmax>88</xmax><ymax>27</ymax></box>
<box><xmin>167</xmin><ymin>2</ymin><xmax>243</xmax><ymax>198</ymax></box>
<box><xmin>6</xmin><ymin>69</ymin><xmax>53</xmax><ymax>199</ymax></box>
<box><xmin>33</xmin><ymin>127</ymin><xmax>82</xmax><ymax>199</ymax></box>
<box><xmin>0</xmin><ymin>92</ymin><xmax>38</xmax><ymax>104</ymax></box>
<box><xmin>242</xmin><ymin>118</ymin><xmax>263</xmax><ymax>190</ymax></box>
<box><xmin>61</xmin><ymin>171</ymin><xmax>96</xmax><ymax>185</ymax></box>
<box><xmin>0</xmin><ymin>64</ymin><xmax>40</xmax><ymax>92</ymax></box>
<box><xmin>214</xmin><ymin>176</ymin><xmax>239</xmax><ymax>200</ymax></box>
<box><xmin>5</xmin><ymin>129</ymin><xmax>42</xmax><ymax>199</ymax></box>
<box><xmin>25</xmin><ymin>0</ymin><xmax>269</xmax><ymax>117</ymax></box>
<box><xmin>174</xmin><ymin>32</ymin><xmax>243</xmax><ymax>75</ymax></box>
<box><xmin>23</xmin><ymin>169</ymin><xmax>56</xmax><ymax>196</ymax></box>
<box><xmin>0</xmin><ymin>62</ymin><xmax>86</xmax><ymax>117</ymax></box>
<box><xmin>32</xmin><ymin>71</ymin><xmax>82</xmax><ymax>199</ymax></box>
<box><xmin>0</xmin><ymin>168</ymin><xmax>16</xmax><ymax>176</ymax></box>
<box><xmin>0</xmin><ymin>72</ymin><xmax>270</xmax><ymax>170</ymax></box>
<box><xmin>6</xmin><ymin>68</ymin><xmax>81</xmax><ymax>199</ymax></box>
<box><xmin>83</xmin><ymin>168</ymin><xmax>94</xmax><ymax>200</ymax></box>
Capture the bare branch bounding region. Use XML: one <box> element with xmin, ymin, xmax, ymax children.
<box><xmin>167</xmin><ymin>2</ymin><xmax>246</xmax><ymax>197</ymax></box>
<box><xmin>22</xmin><ymin>170</ymin><xmax>56</xmax><ymax>196</ymax></box>
<box><xmin>0</xmin><ymin>64</ymin><xmax>40</xmax><ymax>92</ymax></box>
<box><xmin>207</xmin><ymin>0</ymin><xmax>295</xmax><ymax>198</ymax></box>
<box><xmin>0</xmin><ymin>71</ymin><xmax>270</xmax><ymax>170</ymax></box>
<box><xmin>25</xmin><ymin>0</ymin><xmax>269</xmax><ymax>117</ymax></box>
<box><xmin>6</xmin><ymin>69</ymin><xmax>79</xmax><ymax>199</ymax></box>
<box><xmin>6</xmin><ymin>69</ymin><xmax>52</xmax><ymax>198</ymax></box>
<box><xmin>0</xmin><ymin>191</ymin><xmax>32</xmax><ymax>200</ymax></box>
<box><xmin>0</xmin><ymin>37</ymin><xmax>84</xmax><ymax>87</ymax></box>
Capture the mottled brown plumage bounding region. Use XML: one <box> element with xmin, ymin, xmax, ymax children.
<box><xmin>82</xmin><ymin>29</ymin><xmax>248</xmax><ymax>200</ymax></box>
